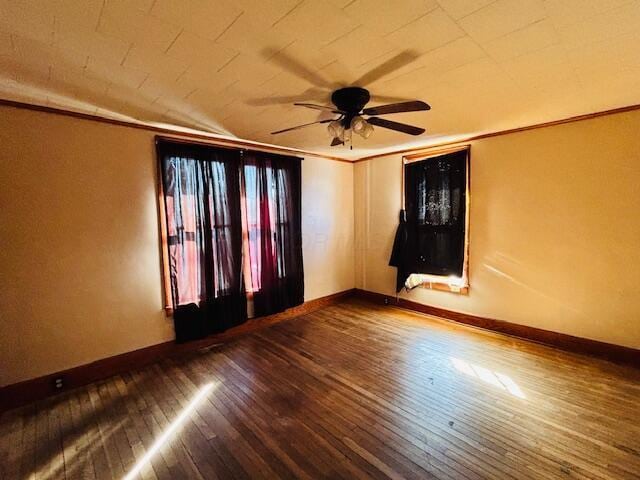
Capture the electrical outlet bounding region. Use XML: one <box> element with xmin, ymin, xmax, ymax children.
<box><xmin>384</xmin><ymin>297</ymin><xmax>390</xmax><ymax>305</ymax></box>
<box><xmin>54</xmin><ymin>377</ymin><xmax>64</xmax><ymax>390</ymax></box>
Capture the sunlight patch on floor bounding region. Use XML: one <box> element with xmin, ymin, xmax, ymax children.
<box><xmin>123</xmin><ymin>382</ymin><xmax>216</xmax><ymax>480</ymax></box>
<box><xmin>451</xmin><ymin>357</ymin><xmax>526</xmax><ymax>399</ymax></box>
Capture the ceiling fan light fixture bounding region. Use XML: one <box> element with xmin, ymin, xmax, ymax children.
<box><xmin>361</xmin><ymin>122</ymin><xmax>374</xmax><ymax>139</ymax></box>
<box><xmin>351</xmin><ymin>116</ymin><xmax>374</xmax><ymax>139</ymax></box>
<box><xmin>327</xmin><ymin>120</ymin><xmax>343</xmax><ymax>139</ymax></box>
<box><xmin>350</xmin><ymin>116</ymin><xmax>366</xmax><ymax>134</ymax></box>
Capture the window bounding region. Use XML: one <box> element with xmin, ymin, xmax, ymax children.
<box><xmin>156</xmin><ymin>139</ymin><xmax>304</xmax><ymax>341</ymax></box>
<box><xmin>242</xmin><ymin>163</ymin><xmax>293</xmax><ymax>292</ymax></box>
<box><xmin>402</xmin><ymin>147</ymin><xmax>470</xmax><ymax>293</ymax></box>
<box><xmin>159</xmin><ymin>146</ymin><xmax>243</xmax><ymax>310</ymax></box>
<box><xmin>240</xmin><ymin>151</ymin><xmax>304</xmax><ymax>317</ymax></box>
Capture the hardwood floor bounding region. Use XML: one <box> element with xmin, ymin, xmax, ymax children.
<box><xmin>1</xmin><ymin>299</ymin><xmax>639</xmax><ymax>480</ymax></box>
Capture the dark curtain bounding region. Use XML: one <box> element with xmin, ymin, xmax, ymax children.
<box><xmin>402</xmin><ymin>149</ymin><xmax>468</xmax><ymax>279</ymax></box>
<box><xmin>242</xmin><ymin>151</ymin><xmax>304</xmax><ymax>316</ymax></box>
<box><xmin>157</xmin><ymin>141</ymin><xmax>247</xmax><ymax>342</ymax></box>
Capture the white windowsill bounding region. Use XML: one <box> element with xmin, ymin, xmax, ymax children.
<box><xmin>406</xmin><ymin>273</ymin><xmax>469</xmax><ymax>295</ymax></box>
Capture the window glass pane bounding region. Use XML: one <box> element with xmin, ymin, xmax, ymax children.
<box><xmin>243</xmin><ymin>164</ymin><xmax>261</xmax><ymax>291</ymax></box>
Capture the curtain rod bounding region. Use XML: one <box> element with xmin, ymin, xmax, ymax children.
<box><xmin>155</xmin><ymin>135</ymin><xmax>304</xmax><ymax>160</ymax></box>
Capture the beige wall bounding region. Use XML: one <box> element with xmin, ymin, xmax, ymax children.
<box><xmin>0</xmin><ymin>106</ymin><xmax>354</xmax><ymax>386</ymax></box>
<box><xmin>2</xmin><ymin>103</ymin><xmax>639</xmax><ymax>387</ymax></box>
<box><xmin>355</xmin><ymin>109</ymin><xmax>640</xmax><ymax>349</ymax></box>
<box><xmin>302</xmin><ymin>157</ymin><xmax>354</xmax><ymax>301</ymax></box>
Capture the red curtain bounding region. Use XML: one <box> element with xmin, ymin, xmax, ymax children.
<box><xmin>241</xmin><ymin>152</ymin><xmax>304</xmax><ymax>316</ymax></box>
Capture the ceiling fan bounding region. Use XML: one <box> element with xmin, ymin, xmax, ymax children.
<box><xmin>271</xmin><ymin>86</ymin><xmax>430</xmax><ymax>147</ymax></box>
<box><xmin>256</xmin><ymin>49</ymin><xmax>430</xmax><ymax>147</ymax></box>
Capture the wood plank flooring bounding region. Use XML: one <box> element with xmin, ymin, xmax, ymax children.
<box><xmin>1</xmin><ymin>299</ymin><xmax>639</xmax><ymax>480</ymax></box>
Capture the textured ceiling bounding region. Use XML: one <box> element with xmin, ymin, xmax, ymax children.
<box><xmin>1</xmin><ymin>0</ymin><xmax>640</xmax><ymax>159</ymax></box>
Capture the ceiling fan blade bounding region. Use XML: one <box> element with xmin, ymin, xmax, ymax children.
<box><xmin>262</xmin><ymin>47</ymin><xmax>335</xmax><ymax>89</ymax></box>
<box><xmin>363</xmin><ymin>100</ymin><xmax>431</xmax><ymax>116</ymax></box>
<box><xmin>271</xmin><ymin>119</ymin><xmax>333</xmax><ymax>135</ymax></box>
<box><xmin>294</xmin><ymin>103</ymin><xmax>345</xmax><ymax>114</ymax></box>
<box><xmin>370</xmin><ymin>94</ymin><xmax>412</xmax><ymax>103</ymax></box>
<box><xmin>366</xmin><ymin>117</ymin><xmax>425</xmax><ymax>136</ymax></box>
<box><xmin>353</xmin><ymin>50</ymin><xmax>420</xmax><ymax>86</ymax></box>
<box><xmin>246</xmin><ymin>88</ymin><xmax>328</xmax><ymax>106</ymax></box>
<box><xmin>330</xmin><ymin>137</ymin><xmax>344</xmax><ymax>147</ymax></box>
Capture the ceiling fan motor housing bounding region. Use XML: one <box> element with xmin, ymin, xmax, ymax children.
<box><xmin>332</xmin><ymin>87</ymin><xmax>370</xmax><ymax>126</ymax></box>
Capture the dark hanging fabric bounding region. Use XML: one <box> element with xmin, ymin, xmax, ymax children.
<box><xmin>402</xmin><ymin>149</ymin><xmax>468</xmax><ymax>277</ymax></box>
<box><xmin>157</xmin><ymin>141</ymin><xmax>247</xmax><ymax>343</ymax></box>
<box><xmin>242</xmin><ymin>151</ymin><xmax>304</xmax><ymax>317</ymax></box>
<box><xmin>389</xmin><ymin>209</ymin><xmax>412</xmax><ymax>292</ymax></box>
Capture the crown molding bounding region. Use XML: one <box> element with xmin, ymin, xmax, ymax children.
<box><xmin>3</xmin><ymin>98</ymin><xmax>640</xmax><ymax>164</ymax></box>
<box><xmin>353</xmin><ymin>102</ymin><xmax>640</xmax><ymax>162</ymax></box>
<box><xmin>0</xmin><ymin>98</ymin><xmax>352</xmax><ymax>163</ymax></box>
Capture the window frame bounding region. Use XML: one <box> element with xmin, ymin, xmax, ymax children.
<box><xmin>157</xmin><ymin>158</ymin><xmax>174</xmax><ymax>314</ymax></box>
<box><xmin>402</xmin><ymin>145</ymin><xmax>471</xmax><ymax>294</ymax></box>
